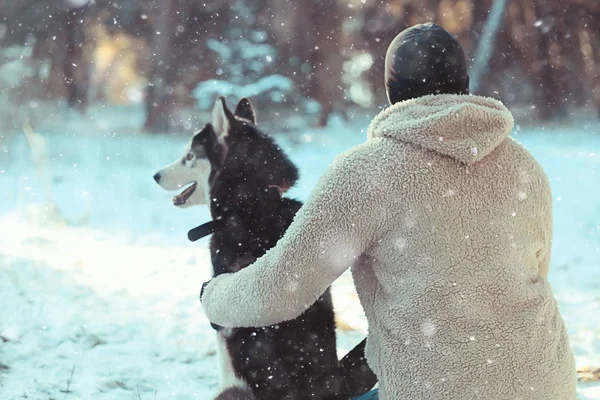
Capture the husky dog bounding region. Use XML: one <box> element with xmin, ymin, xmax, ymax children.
<box><xmin>154</xmin><ymin>97</ymin><xmax>376</xmax><ymax>399</ymax></box>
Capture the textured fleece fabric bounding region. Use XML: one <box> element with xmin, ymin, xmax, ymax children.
<box><xmin>201</xmin><ymin>94</ymin><xmax>577</xmax><ymax>400</ymax></box>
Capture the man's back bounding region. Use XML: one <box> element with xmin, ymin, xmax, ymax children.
<box><xmin>352</xmin><ymin>94</ymin><xmax>576</xmax><ymax>399</ymax></box>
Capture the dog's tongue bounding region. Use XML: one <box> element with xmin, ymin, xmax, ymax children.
<box><xmin>173</xmin><ymin>182</ymin><xmax>197</xmax><ymax>206</ymax></box>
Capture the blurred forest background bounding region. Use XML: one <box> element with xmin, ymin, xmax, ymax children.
<box><xmin>1</xmin><ymin>3</ymin><xmax>600</xmax><ymax>398</ymax></box>
<box><xmin>0</xmin><ymin>0</ymin><xmax>599</xmax><ymax>133</ymax></box>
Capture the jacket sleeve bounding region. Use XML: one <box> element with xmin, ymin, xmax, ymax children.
<box><xmin>200</xmin><ymin>149</ymin><xmax>384</xmax><ymax>328</ymax></box>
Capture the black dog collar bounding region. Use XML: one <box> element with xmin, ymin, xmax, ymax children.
<box><xmin>189</xmin><ymin>186</ymin><xmax>284</xmax><ymax>242</ymax></box>
<box><xmin>188</xmin><ymin>218</ymin><xmax>224</xmax><ymax>242</ymax></box>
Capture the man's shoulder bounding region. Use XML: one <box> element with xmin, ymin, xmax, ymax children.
<box><xmin>504</xmin><ymin>138</ymin><xmax>550</xmax><ymax>183</ymax></box>
<box><xmin>497</xmin><ymin>138</ymin><xmax>552</xmax><ymax>206</ymax></box>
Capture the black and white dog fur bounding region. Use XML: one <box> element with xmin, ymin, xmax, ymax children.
<box><xmin>154</xmin><ymin>97</ymin><xmax>376</xmax><ymax>399</ymax></box>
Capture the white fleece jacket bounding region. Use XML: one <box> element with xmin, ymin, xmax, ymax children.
<box><xmin>201</xmin><ymin>94</ymin><xmax>577</xmax><ymax>400</ymax></box>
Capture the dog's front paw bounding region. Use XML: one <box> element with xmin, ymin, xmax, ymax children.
<box><xmin>200</xmin><ymin>281</ymin><xmax>224</xmax><ymax>331</ymax></box>
<box><xmin>214</xmin><ymin>385</ymin><xmax>256</xmax><ymax>400</ymax></box>
<box><xmin>210</xmin><ymin>321</ymin><xmax>224</xmax><ymax>331</ymax></box>
<box><xmin>200</xmin><ymin>280</ymin><xmax>210</xmax><ymax>302</ymax></box>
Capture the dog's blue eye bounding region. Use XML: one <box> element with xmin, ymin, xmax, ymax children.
<box><xmin>186</xmin><ymin>153</ymin><xmax>194</xmax><ymax>161</ymax></box>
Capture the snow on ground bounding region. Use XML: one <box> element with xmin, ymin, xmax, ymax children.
<box><xmin>0</xmin><ymin>110</ymin><xmax>599</xmax><ymax>399</ymax></box>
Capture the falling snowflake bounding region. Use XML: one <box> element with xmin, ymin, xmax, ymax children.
<box><xmin>285</xmin><ymin>280</ymin><xmax>298</xmax><ymax>292</ymax></box>
<box><xmin>65</xmin><ymin>0</ymin><xmax>89</xmax><ymax>7</ymax></box>
<box><xmin>404</xmin><ymin>215</ymin><xmax>417</xmax><ymax>228</ymax></box>
<box><xmin>443</xmin><ymin>189</ymin><xmax>455</xmax><ymax>197</ymax></box>
<box><xmin>421</xmin><ymin>319</ymin><xmax>437</xmax><ymax>337</ymax></box>
<box><xmin>395</xmin><ymin>237</ymin><xmax>407</xmax><ymax>252</ymax></box>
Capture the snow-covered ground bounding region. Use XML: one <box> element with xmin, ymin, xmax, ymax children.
<box><xmin>0</xmin><ymin>110</ymin><xmax>599</xmax><ymax>399</ymax></box>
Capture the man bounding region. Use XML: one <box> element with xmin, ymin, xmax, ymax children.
<box><xmin>201</xmin><ymin>22</ymin><xmax>577</xmax><ymax>399</ymax></box>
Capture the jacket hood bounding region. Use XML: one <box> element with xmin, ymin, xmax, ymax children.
<box><xmin>367</xmin><ymin>94</ymin><xmax>514</xmax><ymax>164</ymax></box>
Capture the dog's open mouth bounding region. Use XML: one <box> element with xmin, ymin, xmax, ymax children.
<box><xmin>173</xmin><ymin>182</ymin><xmax>197</xmax><ymax>206</ymax></box>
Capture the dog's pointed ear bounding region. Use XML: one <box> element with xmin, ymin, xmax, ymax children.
<box><xmin>234</xmin><ymin>98</ymin><xmax>256</xmax><ymax>125</ymax></box>
<box><xmin>211</xmin><ymin>97</ymin><xmax>233</xmax><ymax>135</ymax></box>
<box><xmin>220</xmin><ymin>96</ymin><xmax>235</xmax><ymax>122</ymax></box>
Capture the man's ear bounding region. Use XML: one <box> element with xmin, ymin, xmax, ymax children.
<box><xmin>234</xmin><ymin>97</ymin><xmax>256</xmax><ymax>125</ymax></box>
<box><xmin>211</xmin><ymin>96</ymin><xmax>232</xmax><ymax>135</ymax></box>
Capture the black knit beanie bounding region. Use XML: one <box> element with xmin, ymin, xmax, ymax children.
<box><xmin>385</xmin><ymin>22</ymin><xmax>470</xmax><ymax>105</ymax></box>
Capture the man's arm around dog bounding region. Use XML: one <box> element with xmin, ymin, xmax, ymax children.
<box><xmin>200</xmin><ymin>146</ymin><xmax>385</xmax><ymax>328</ymax></box>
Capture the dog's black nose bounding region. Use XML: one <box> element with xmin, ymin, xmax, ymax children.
<box><xmin>153</xmin><ymin>173</ymin><xmax>161</xmax><ymax>183</ymax></box>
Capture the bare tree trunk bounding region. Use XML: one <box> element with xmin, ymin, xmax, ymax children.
<box><xmin>270</xmin><ymin>0</ymin><xmax>343</xmax><ymax>126</ymax></box>
<box><xmin>554</xmin><ymin>9</ymin><xmax>583</xmax><ymax>109</ymax></box>
<box><xmin>64</xmin><ymin>2</ymin><xmax>89</xmax><ymax>113</ymax></box>
<box><xmin>588</xmin><ymin>28</ymin><xmax>600</xmax><ymax>117</ymax></box>
<box><xmin>470</xmin><ymin>0</ymin><xmax>508</xmax><ymax>94</ymax></box>
<box><xmin>532</xmin><ymin>0</ymin><xmax>563</xmax><ymax>120</ymax></box>
<box><xmin>360</xmin><ymin>3</ymin><xmax>408</xmax><ymax>106</ymax></box>
<box><xmin>308</xmin><ymin>0</ymin><xmax>343</xmax><ymax>126</ymax></box>
<box><xmin>144</xmin><ymin>0</ymin><xmax>175</xmax><ymax>133</ymax></box>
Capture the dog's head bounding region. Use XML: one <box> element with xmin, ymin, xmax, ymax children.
<box><xmin>153</xmin><ymin>97</ymin><xmax>298</xmax><ymax>208</ymax></box>
<box><xmin>211</xmin><ymin>97</ymin><xmax>299</xmax><ymax>193</ymax></box>
<box><xmin>153</xmin><ymin>123</ymin><xmax>222</xmax><ymax>208</ymax></box>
